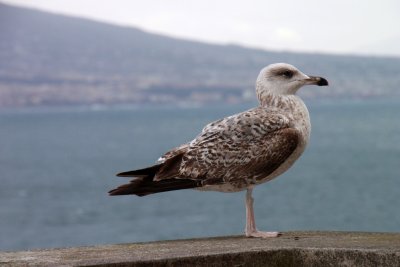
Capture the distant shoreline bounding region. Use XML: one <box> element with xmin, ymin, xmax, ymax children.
<box><xmin>0</xmin><ymin>96</ymin><xmax>399</xmax><ymax>114</ymax></box>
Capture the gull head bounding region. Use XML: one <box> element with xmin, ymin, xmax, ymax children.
<box><xmin>256</xmin><ymin>63</ymin><xmax>328</xmax><ymax>97</ymax></box>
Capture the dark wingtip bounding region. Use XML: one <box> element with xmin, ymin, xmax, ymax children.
<box><xmin>317</xmin><ymin>77</ymin><xmax>329</xmax><ymax>86</ymax></box>
<box><xmin>116</xmin><ymin>164</ymin><xmax>162</xmax><ymax>177</ymax></box>
<box><xmin>108</xmin><ymin>189</ymin><xmax>118</xmax><ymax>196</ymax></box>
<box><xmin>116</xmin><ymin>172</ymin><xmax>129</xmax><ymax>177</ymax></box>
<box><xmin>108</xmin><ymin>186</ymin><xmax>147</xmax><ymax>196</ymax></box>
<box><xmin>116</xmin><ymin>170</ymin><xmax>142</xmax><ymax>177</ymax></box>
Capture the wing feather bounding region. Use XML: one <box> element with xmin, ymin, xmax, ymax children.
<box><xmin>176</xmin><ymin>107</ymin><xmax>299</xmax><ymax>186</ymax></box>
<box><xmin>111</xmin><ymin>106</ymin><xmax>300</xmax><ymax>195</ymax></box>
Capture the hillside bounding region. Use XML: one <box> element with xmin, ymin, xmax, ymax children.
<box><xmin>0</xmin><ymin>3</ymin><xmax>400</xmax><ymax>107</ymax></box>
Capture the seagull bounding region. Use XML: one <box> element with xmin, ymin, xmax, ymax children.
<box><xmin>109</xmin><ymin>63</ymin><xmax>328</xmax><ymax>238</ymax></box>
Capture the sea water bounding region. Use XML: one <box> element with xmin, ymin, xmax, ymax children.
<box><xmin>1</xmin><ymin>99</ymin><xmax>400</xmax><ymax>251</ymax></box>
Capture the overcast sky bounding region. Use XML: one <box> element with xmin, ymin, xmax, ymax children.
<box><xmin>3</xmin><ymin>0</ymin><xmax>400</xmax><ymax>57</ymax></box>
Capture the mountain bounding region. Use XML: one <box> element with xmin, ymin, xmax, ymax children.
<box><xmin>1</xmin><ymin>3</ymin><xmax>400</xmax><ymax>107</ymax></box>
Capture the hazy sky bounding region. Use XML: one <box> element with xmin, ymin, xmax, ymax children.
<box><xmin>3</xmin><ymin>0</ymin><xmax>400</xmax><ymax>56</ymax></box>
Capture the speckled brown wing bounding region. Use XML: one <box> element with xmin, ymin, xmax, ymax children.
<box><xmin>111</xmin><ymin>107</ymin><xmax>300</xmax><ymax>196</ymax></box>
<box><xmin>157</xmin><ymin>143</ymin><xmax>189</xmax><ymax>163</ymax></box>
<box><xmin>171</xmin><ymin>107</ymin><xmax>300</xmax><ymax>188</ymax></box>
<box><xmin>233</xmin><ymin>128</ymin><xmax>299</xmax><ymax>183</ymax></box>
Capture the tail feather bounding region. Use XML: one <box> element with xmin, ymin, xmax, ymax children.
<box><xmin>108</xmin><ymin>177</ymin><xmax>200</xmax><ymax>196</ymax></box>
<box><xmin>110</xmin><ymin>155</ymin><xmax>199</xmax><ymax>196</ymax></box>
<box><xmin>116</xmin><ymin>164</ymin><xmax>161</xmax><ymax>177</ymax></box>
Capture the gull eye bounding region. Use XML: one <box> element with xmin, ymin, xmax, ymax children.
<box><xmin>282</xmin><ymin>70</ymin><xmax>293</xmax><ymax>78</ymax></box>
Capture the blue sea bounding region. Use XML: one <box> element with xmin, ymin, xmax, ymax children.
<box><xmin>1</xmin><ymin>99</ymin><xmax>400</xmax><ymax>251</ymax></box>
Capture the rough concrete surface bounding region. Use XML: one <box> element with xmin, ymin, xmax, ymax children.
<box><xmin>1</xmin><ymin>231</ymin><xmax>400</xmax><ymax>266</ymax></box>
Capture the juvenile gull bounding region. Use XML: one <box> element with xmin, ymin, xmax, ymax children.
<box><xmin>109</xmin><ymin>63</ymin><xmax>328</xmax><ymax>238</ymax></box>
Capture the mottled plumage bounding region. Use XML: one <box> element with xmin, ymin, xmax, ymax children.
<box><xmin>110</xmin><ymin>63</ymin><xmax>328</xmax><ymax>238</ymax></box>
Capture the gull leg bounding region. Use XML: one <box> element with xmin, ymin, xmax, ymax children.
<box><xmin>245</xmin><ymin>187</ymin><xmax>279</xmax><ymax>238</ymax></box>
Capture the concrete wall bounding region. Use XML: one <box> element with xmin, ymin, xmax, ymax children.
<box><xmin>1</xmin><ymin>231</ymin><xmax>400</xmax><ymax>266</ymax></box>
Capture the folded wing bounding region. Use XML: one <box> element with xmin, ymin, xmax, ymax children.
<box><xmin>109</xmin><ymin>107</ymin><xmax>299</xmax><ymax>196</ymax></box>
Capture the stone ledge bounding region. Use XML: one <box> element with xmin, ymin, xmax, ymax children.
<box><xmin>1</xmin><ymin>231</ymin><xmax>400</xmax><ymax>266</ymax></box>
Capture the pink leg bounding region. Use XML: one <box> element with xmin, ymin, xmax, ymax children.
<box><xmin>245</xmin><ymin>187</ymin><xmax>279</xmax><ymax>238</ymax></box>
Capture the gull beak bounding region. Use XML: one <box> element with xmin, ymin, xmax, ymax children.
<box><xmin>304</xmin><ymin>76</ymin><xmax>329</xmax><ymax>86</ymax></box>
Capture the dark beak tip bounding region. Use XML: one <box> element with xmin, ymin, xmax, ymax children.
<box><xmin>317</xmin><ymin>77</ymin><xmax>329</xmax><ymax>86</ymax></box>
